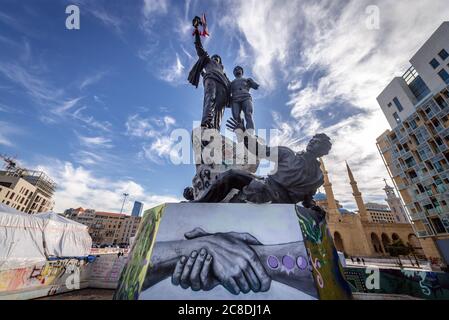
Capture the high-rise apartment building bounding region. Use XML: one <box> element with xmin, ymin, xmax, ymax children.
<box><xmin>131</xmin><ymin>201</ymin><xmax>143</xmax><ymax>217</ymax></box>
<box><xmin>376</xmin><ymin>22</ymin><xmax>449</xmax><ymax>265</ymax></box>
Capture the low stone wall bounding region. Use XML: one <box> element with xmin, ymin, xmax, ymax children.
<box><xmin>345</xmin><ymin>266</ymin><xmax>449</xmax><ymax>300</ymax></box>
<box><xmin>0</xmin><ymin>254</ymin><xmax>127</xmax><ymax>300</ymax></box>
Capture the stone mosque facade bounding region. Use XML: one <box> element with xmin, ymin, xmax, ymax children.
<box><xmin>317</xmin><ymin>159</ymin><xmax>427</xmax><ymax>259</ymax></box>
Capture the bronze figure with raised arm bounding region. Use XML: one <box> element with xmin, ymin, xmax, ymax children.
<box><xmin>188</xmin><ymin>16</ymin><xmax>231</xmax><ymax>130</ymax></box>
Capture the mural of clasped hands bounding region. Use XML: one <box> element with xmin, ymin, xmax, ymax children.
<box><xmin>142</xmin><ymin>226</ymin><xmax>317</xmax><ymax>297</ymax></box>
<box><xmin>171</xmin><ymin>227</ymin><xmax>271</xmax><ymax>295</ymax></box>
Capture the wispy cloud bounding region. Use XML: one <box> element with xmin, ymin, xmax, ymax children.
<box><xmin>79</xmin><ymin>71</ymin><xmax>109</xmax><ymax>91</ymax></box>
<box><xmin>53</xmin><ymin>97</ymin><xmax>84</xmax><ymax>115</ymax></box>
<box><xmin>160</xmin><ymin>53</ymin><xmax>186</xmax><ymax>84</ymax></box>
<box><xmin>77</xmin><ymin>133</ymin><xmax>113</xmax><ymax>149</ymax></box>
<box><xmin>69</xmin><ymin>0</ymin><xmax>124</xmax><ymax>36</ymax></box>
<box><xmin>72</xmin><ymin>107</ymin><xmax>112</xmax><ymax>132</ymax></box>
<box><xmin>0</xmin><ymin>62</ymin><xmax>64</xmax><ymax>106</ymax></box>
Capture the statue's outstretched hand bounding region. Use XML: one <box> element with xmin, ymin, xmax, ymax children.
<box><xmin>226</xmin><ymin>118</ymin><xmax>245</xmax><ymax>133</ymax></box>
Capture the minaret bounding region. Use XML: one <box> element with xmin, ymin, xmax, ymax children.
<box><xmin>319</xmin><ymin>158</ymin><xmax>340</xmax><ymax>223</ymax></box>
<box><xmin>346</xmin><ymin>161</ymin><xmax>369</xmax><ymax>222</ymax></box>
<box><xmin>383</xmin><ymin>179</ymin><xmax>409</xmax><ymax>224</ymax></box>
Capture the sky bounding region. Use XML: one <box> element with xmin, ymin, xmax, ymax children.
<box><xmin>0</xmin><ymin>0</ymin><xmax>448</xmax><ymax>214</ymax></box>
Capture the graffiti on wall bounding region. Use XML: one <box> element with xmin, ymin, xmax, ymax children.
<box><xmin>89</xmin><ymin>254</ymin><xmax>127</xmax><ymax>289</ymax></box>
<box><xmin>0</xmin><ymin>259</ymin><xmax>87</xmax><ymax>298</ymax></box>
<box><xmin>114</xmin><ymin>203</ymin><xmax>352</xmax><ymax>300</ymax></box>
<box><xmin>295</xmin><ymin>206</ymin><xmax>352</xmax><ymax>300</ymax></box>
<box><xmin>344</xmin><ymin>267</ymin><xmax>449</xmax><ymax>300</ymax></box>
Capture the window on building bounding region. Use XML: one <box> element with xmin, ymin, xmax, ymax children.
<box><xmin>393</xmin><ymin>112</ymin><xmax>401</xmax><ymax>124</ymax></box>
<box><xmin>430</xmin><ymin>217</ymin><xmax>446</xmax><ymax>234</ymax></box>
<box><xmin>393</xmin><ymin>97</ymin><xmax>404</xmax><ymax>112</ymax></box>
<box><xmin>430</xmin><ymin>58</ymin><xmax>440</xmax><ymax>69</ymax></box>
<box><xmin>438</xmin><ymin>69</ymin><xmax>449</xmax><ymax>84</ymax></box>
<box><xmin>439</xmin><ymin>49</ymin><xmax>449</xmax><ymax>61</ymax></box>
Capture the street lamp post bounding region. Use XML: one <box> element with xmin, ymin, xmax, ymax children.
<box><xmin>113</xmin><ymin>193</ymin><xmax>129</xmax><ymax>246</ymax></box>
<box><xmin>120</xmin><ymin>193</ymin><xmax>129</xmax><ymax>214</ymax></box>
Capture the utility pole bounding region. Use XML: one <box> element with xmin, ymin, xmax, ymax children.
<box><xmin>120</xmin><ymin>193</ymin><xmax>129</xmax><ymax>214</ymax></box>
<box><xmin>113</xmin><ymin>193</ymin><xmax>129</xmax><ymax>246</ymax></box>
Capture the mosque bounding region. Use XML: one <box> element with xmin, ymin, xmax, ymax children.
<box><xmin>316</xmin><ymin>159</ymin><xmax>426</xmax><ymax>259</ymax></box>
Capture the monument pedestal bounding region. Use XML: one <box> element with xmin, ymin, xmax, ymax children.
<box><xmin>114</xmin><ymin>203</ymin><xmax>352</xmax><ymax>300</ymax></box>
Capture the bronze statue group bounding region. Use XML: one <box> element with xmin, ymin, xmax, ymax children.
<box><xmin>186</xmin><ymin>16</ymin><xmax>332</xmax><ymax>210</ymax></box>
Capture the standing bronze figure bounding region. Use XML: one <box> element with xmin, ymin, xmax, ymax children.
<box><xmin>188</xmin><ymin>16</ymin><xmax>231</xmax><ymax>130</ymax></box>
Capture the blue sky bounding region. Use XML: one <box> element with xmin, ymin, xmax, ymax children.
<box><xmin>0</xmin><ymin>0</ymin><xmax>448</xmax><ymax>213</ymax></box>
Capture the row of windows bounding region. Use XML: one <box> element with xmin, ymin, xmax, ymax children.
<box><xmin>387</xmin><ymin>96</ymin><xmax>404</xmax><ymax>112</ymax></box>
<box><xmin>1</xmin><ymin>200</ymin><xmax>27</xmax><ymax>213</ymax></box>
<box><xmin>438</xmin><ymin>68</ymin><xmax>449</xmax><ymax>84</ymax></box>
<box><xmin>430</xmin><ymin>49</ymin><xmax>449</xmax><ymax>69</ymax></box>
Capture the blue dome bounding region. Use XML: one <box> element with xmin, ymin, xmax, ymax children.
<box><xmin>313</xmin><ymin>192</ymin><xmax>327</xmax><ymax>201</ymax></box>
<box><xmin>339</xmin><ymin>208</ymin><xmax>353</xmax><ymax>215</ymax></box>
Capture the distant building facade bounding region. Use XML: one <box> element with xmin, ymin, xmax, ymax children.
<box><xmin>317</xmin><ymin>159</ymin><xmax>426</xmax><ymax>261</ymax></box>
<box><xmin>365</xmin><ymin>202</ymin><xmax>397</xmax><ymax>224</ymax></box>
<box><xmin>0</xmin><ymin>169</ymin><xmax>56</xmax><ymax>214</ymax></box>
<box><xmin>131</xmin><ymin>201</ymin><xmax>143</xmax><ymax>217</ymax></box>
<box><xmin>65</xmin><ymin>207</ymin><xmax>141</xmax><ymax>246</ymax></box>
<box><xmin>376</xmin><ymin>22</ymin><xmax>449</xmax><ymax>265</ymax></box>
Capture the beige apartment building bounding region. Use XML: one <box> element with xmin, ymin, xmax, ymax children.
<box><xmin>65</xmin><ymin>207</ymin><xmax>141</xmax><ymax>246</ymax></box>
<box><xmin>0</xmin><ymin>169</ymin><xmax>55</xmax><ymax>214</ymax></box>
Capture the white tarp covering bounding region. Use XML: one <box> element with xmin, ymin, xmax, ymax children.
<box><xmin>35</xmin><ymin>212</ymin><xmax>92</xmax><ymax>259</ymax></box>
<box><xmin>0</xmin><ymin>210</ymin><xmax>92</xmax><ymax>271</ymax></box>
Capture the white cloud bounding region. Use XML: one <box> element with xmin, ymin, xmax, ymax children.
<box><xmin>53</xmin><ymin>97</ymin><xmax>84</xmax><ymax>115</ymax></box>
<box><xmin>230</xmin><ymin>0</ymin><xmax>449</xmax><ymax>209</ymax></box>
<box><xmin>77</xmin><ymin>134</ymin><xmax>113</xmax><ymax>149</ymax></box>
<box><xmin>159</xmin><ymin>53</ymin><xmax>186</xmax><ymax>85</ymax></box>
<box><xmin>126</xmin><ymin>114</ymin><xmax>179</xmax><ymax>163</ymax></box>
<box><xmin>80</xmin><ymin>71</ymin><xmax>108</xmax><ymax>90</ymax></box>
<box><xmin>143</xmin><ymin>0</ymin><xmax>169</xmax><ymax>18</ymax></box>
<box><xmin>224</xmin><ymin>0</ymin><xmax>303</xmax><ymax>90</ymax></box>
<box><xmin>36</xmin><ymin>160</ymin><xmax>180</xmax><ymax>213</ymax></box>
<box><xmin>72</xmin><ymin>107</ymin><xmax>112</xmax><ymax>132</ymax></box>
<box><xmin>72</xmin><ymin>150</ymin><xmax>105</xmax><ymax>166</ymax></box>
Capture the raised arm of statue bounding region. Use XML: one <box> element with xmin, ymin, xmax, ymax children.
<box><xmin>194</xmin><ymin>29</ymin><xmax>208</xmax><ymax>58</ymax></box>
<box><xmin>247</xmin><ymin>78</ymin><xmax>260</xmax><ymax>90</ymax></box>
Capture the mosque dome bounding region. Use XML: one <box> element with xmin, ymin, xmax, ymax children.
<box><xmin>339</xmin><ymin>208</ymin><xmax>354</xmax><ymax>215</ymax></box>
<box><xmin>313</xmin><ymin>192</ymin><xmax>327</xmax><ymax>201</ymax></box>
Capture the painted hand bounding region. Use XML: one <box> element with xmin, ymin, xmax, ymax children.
<box><xmin>180</xmin><ymin>228</ymin><xmax>271</xmax><ymax>295</ymax></box>
<box><xmin>172</xmin><ymin>248</ymin><xmax>219</xmax><ymax>291</ymax></box>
